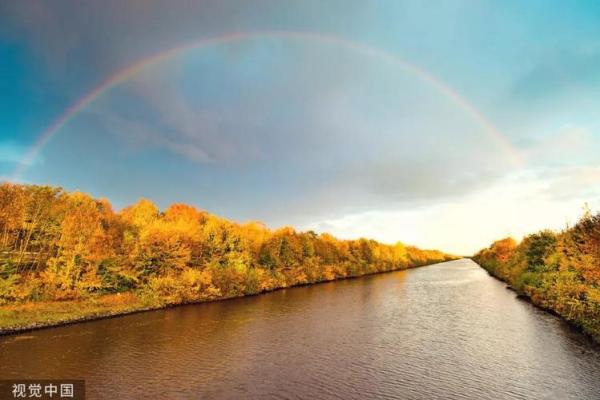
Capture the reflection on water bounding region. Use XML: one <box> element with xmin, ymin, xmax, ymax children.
<box><xmin>1</xmin><ymin>259</ymin><xmax>599</xmax><ymax>399</ymax></box>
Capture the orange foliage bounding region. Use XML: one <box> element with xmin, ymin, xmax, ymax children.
<box><xmin>0</xmin><ymin>183</ymin><xmax>455</xmax><ymax>306</ymax></box>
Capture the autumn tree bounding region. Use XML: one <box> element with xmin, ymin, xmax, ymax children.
<box><xmin>0</xmin><ymin>183</ymin><xmax>454</xmax><ymax>307</ymax></box>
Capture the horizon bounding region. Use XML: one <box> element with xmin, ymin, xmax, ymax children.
<box><xmin>2</xmin><ymin>1</ymin><xmax>600</xmax><ymax>255</ymax></box>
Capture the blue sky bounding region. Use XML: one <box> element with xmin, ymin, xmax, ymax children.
<box><xmin>1</xmin><ymin>1</ymin><xmax>600</xmax><ymax>254</ymax></box>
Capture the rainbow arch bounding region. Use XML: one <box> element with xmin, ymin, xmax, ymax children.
<box><xmin>12</xmin><ymin>31</ymin><xmax>521</xmax><ymax>179</ymax></box>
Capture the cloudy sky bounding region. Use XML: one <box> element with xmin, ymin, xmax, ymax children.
<box><xmin>1</xmin><ymin>1</ymin><xmax>600</xmax><ymax>255</ymax></box>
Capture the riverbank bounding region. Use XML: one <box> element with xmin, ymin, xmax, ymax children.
<box><xmin>472</xmin><ymin>224</ymin><xmax>600</xmax><ymax>344</ymax></box>
<box><xmin>0</xmin><ymin>183</ymin><xmax>455</xmax><ymax>335</ymax></box>
<box><xmin>475</xmin><ymin>262</ymin><xmax>600</xmax><ymax>345</ymax></box>
<box><xmin>0</xmin><ymin>259</ymin><xmax>453</xmax><ymax>335</ymax></box>
<box><xmin>5</xmin><ymin>259</ymin><xmax>600</xmax><ymax>400</ymax></box>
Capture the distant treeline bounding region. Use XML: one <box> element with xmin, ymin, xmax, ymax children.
<box><xmin>473</xmin><ymin>209</ymin><xmax>600</xmax><ymax>341</ymax></box>
<box><xmin>0</xmin><ymin>183</ymin><xmax>454</xmax><ymax>307</ymax></box>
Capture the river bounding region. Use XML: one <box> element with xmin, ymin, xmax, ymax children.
<box><xmin>1</xmin><ymin>259</ymin><xmax>599</xmax><ymax>399</ymax></box>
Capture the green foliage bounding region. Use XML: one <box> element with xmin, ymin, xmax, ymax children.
<box><xmin>0</xmin><ymin>274</ymin><xmax>20</xmax><ymax>304</ymax></box>
<box><xmin>523</xmin><ymin>230</ymin><xmax>557</xmax><ymax>271</ymax></box>
<box><xmin>97</xmin><ymin>259</ymin><xmax>139</xmax><ymax>293</ymax></box>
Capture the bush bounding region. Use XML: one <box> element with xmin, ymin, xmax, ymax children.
<box><xmin>474</xmin><ymin>210</ymin><xmax>600</xmax><ymax>341</ymax></box>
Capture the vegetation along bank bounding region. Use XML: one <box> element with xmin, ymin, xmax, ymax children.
<box><xmin>474</xmin><ymin>209</ymin><xmax>600</xmax><ymax>342</ymax></box>
<box><xmin>0</xmin><ymin>183</ymin><xmax>455</xmax><ymax>334</ymax></box>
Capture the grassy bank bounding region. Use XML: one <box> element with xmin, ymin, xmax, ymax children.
<box><xmin>0</xmin><ymin>259</ymin><xmax>448</xmax><ymax>335</ymax></box>
<box><xmin>0</xmin><ymin>183</ymin><xmax>455</xmax><ymax>334</ymax></box>
<box><xmin>473</xmin><ymin>210</ymin><xmax>600</xmax><ymax>342</ymax></box>
<box><xmin>0</xmin><ymin>292</ymin><xmax>146</xmax><ymax>334</ymax></box>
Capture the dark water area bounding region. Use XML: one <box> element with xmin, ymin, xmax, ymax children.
<box><xmin>1</xmin><ymin>259</ymin><xmax>599</xmax><ymax>399</ymax></box>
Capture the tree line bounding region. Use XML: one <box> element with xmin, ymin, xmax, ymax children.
<box><xmin>0</xmin><ymin>183</ymin><xmax>454</xmax><ymax>307</ymax></box>
<box><xmin>473</xmin><ymin>208</ymin><xmax>600</xmax><ymax>341</ymax></box>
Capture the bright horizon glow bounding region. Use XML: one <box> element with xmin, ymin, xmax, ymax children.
<box><xmin>302</xmin><ymin>168</ymin><xmax>600</xmax><ymax>255</ymax></box>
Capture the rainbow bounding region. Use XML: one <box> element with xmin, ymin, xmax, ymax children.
<box><xmin>12</xmin><ymin>31</ymin><xmax>521</xmax><ymax>179</ymax></box>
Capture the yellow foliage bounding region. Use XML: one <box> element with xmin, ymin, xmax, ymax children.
<box><xmin>0</xmin><ymin>184</ymin><xmax>453</xmax><ymax>309</ymax></box>
<box><xmin>474</xmin><ymin>211</ymin><xmax>600</xmax><ymax>341</ymax></box>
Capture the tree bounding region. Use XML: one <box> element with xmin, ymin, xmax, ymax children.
<box><xmin>43</xmin><ymin>192</ymin><xmax>112</xmax><ymax>295</ymax></box>
<box><xmin>133</xmin><ymin>220</ymin><xmax>191</xmax><ymax>277</ymax></box>
<box><xmin>523</xmin><ymin>230</ymin><xmax>557</xmax><ymax>271</ymax></box>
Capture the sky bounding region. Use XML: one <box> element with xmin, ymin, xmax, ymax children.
<box><xmin>1</xmin><ymin>0</ymin><xmax>600</xmax><ymax>255</ymax></box>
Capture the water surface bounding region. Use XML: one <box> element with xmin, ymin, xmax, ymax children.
<box><xmin>1</xmin><ymin>259</ymin><xmax>599</xmax><ymax>399</ymax></box>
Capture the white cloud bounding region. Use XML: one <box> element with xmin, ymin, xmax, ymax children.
<box><xmin>522</xmin><ymin>125</ymin><xmax>597</xmax><ymax>164</ymax></box>
<box><xmin>301</xmin><ymin>167</ymin><xmax>600</xmax><ymax>255</ymax></box>
<box><xmin>539</xmin><ymin>165</ymin><xmax>600</xmax><ymax>200</ymax></box>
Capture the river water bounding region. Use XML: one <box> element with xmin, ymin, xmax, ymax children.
<box><xmin>1</xmin><ymin>259</ymin><xmax>599</xmax><ymax>399</ymax></box>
